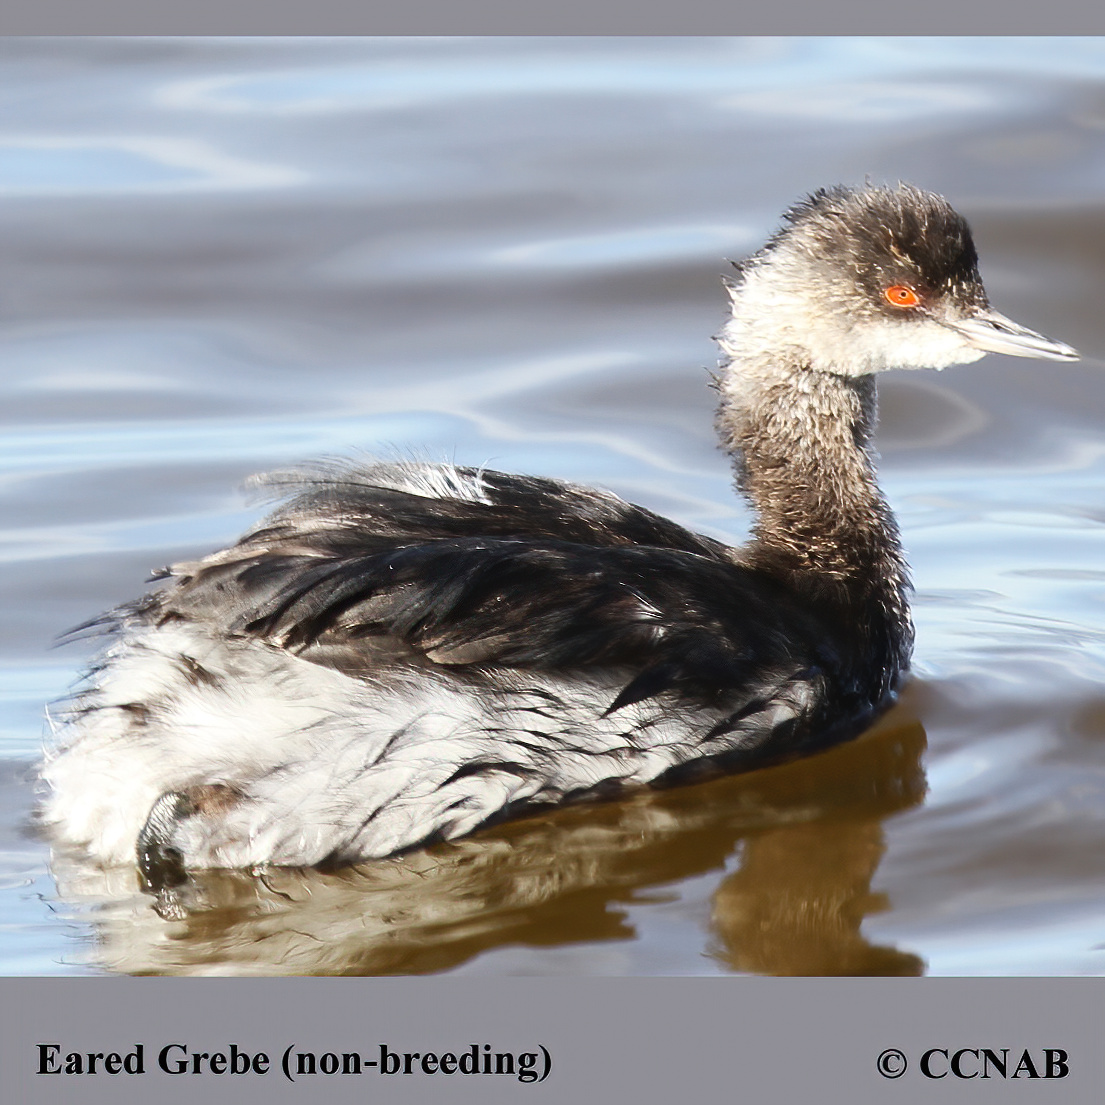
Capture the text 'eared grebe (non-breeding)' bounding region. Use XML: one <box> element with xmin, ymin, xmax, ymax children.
<box><xmin>40</xmin><ymin>184</ymin><xmax>1079</xmax><ymax>909</ymax></box>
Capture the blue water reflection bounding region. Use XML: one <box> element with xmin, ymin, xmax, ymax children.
<box><xmin>2</xmin><ymin>36</ymin><xmax>1104</xmax><ymax>976</ymax></box>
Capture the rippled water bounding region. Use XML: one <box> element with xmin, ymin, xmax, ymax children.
<box><xmin>2</xmin><ymin>37</ymin><xmax>1104</xmax><ymax>976</ymax></box>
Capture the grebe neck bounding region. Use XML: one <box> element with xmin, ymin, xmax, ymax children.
<box><xmin>717</xmin><ymin>359</ymin><xmax>912</xmax><ymax>665</ymax></box>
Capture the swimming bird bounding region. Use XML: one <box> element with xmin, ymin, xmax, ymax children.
<box><xmin>41</xmin><ymin>184</ymin><xmax>1079</xmax><ymax>896</ymax></box>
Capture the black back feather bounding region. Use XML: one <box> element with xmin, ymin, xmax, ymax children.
<box><xmin>157</xmin><ymin>464</ymin><xmax>845</xmax><ymax>712</ymax></box>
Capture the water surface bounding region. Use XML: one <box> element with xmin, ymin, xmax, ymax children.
<box><xmin>2</xmin><ymin>37</ymin><xmax>1104</xmax><ymax>975</ymax></box>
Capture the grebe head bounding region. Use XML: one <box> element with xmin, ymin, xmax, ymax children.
<box><xmin>721</xmin><ymin>183</ymin><xmax>1080</xmax><ymax>377</ymax></box>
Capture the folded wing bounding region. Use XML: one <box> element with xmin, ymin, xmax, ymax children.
<box><xmin>157</xmin><ymin>462</ymin><xmax>835</xmax><ymax>710</ymax></box>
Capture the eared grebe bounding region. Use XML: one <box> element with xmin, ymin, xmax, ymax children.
<box><xmin>41</xmin><ymin>184</ymin><xmax>1078</xmax><ymax>895</ymax></box>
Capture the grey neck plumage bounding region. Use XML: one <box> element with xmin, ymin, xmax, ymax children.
<box><xmin>716</xmin><ymin>357</ymin><xmax>913</xmax><ymax>669</ymax></box>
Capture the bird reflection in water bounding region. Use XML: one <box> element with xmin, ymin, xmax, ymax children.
<box><xmin>50</xmin><ymin>695</ymin><xmax>926</xmax><ymax>977</ymax></box>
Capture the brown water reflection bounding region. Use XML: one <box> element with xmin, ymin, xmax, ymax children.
<box><xmin>54</xmin><ymin>708</ymin><xmax>926</xmax><ymax>976</ymax></box>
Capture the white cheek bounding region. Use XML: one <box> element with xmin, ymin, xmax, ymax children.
<box><xmin>720</xmin><ymin>268</ymin><xmax>989</xmax><ymax>376</ymax></box>
<box><xmin>816</xmin><ymin>318</ymin><xmax>988</xmax><ymax>374</ymax></box>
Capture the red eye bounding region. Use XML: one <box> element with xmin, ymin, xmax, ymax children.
<box><xmin>885</xmin><ymin>284</ymin><xmax>920</xmax><ymax>308</ymax></box>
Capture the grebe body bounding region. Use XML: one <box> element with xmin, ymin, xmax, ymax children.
<box><xmin>41</xmin><ymin>185</ymin><xmax>1078</xmax><ymax>891</ymax></box>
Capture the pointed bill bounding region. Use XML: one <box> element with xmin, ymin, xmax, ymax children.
<box><xmin>946</xmin><ymin>308</ymin><xmax>1080</xmax><ymax>361</ymax></box>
